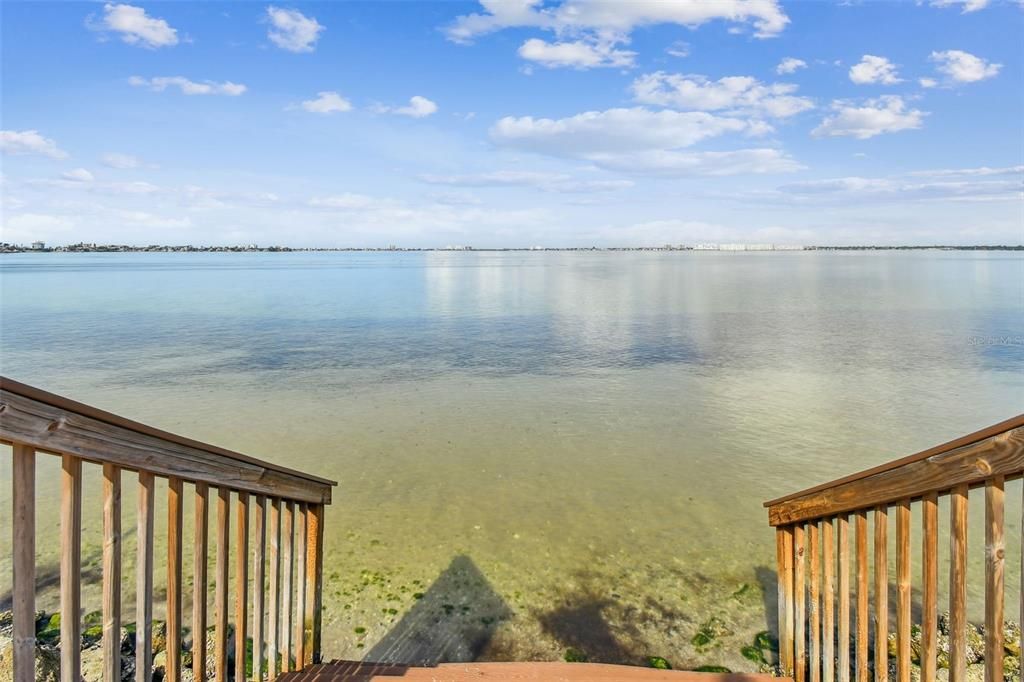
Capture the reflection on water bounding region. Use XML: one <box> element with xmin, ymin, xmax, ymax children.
<box><xmin>0</xmin><ymin>251</ymin><xmax>1022</xmax><ymax>670</ymax></box>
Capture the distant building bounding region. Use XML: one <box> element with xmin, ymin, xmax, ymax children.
<box><xmin>31</xmin><ymin>241</ymin><xmax>45</xmax><ymax>250</ymax></box>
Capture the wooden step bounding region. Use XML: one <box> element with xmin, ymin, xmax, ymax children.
<box><xmin>277</xmin><ymin>660</ymin><xmax>790</xmax><ymax>681</ymax></box>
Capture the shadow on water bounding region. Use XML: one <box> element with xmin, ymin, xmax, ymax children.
<box><xmin>363</xmin><ymin>555</ymin><xmax>512</xmax><ymax>666</ymax></box>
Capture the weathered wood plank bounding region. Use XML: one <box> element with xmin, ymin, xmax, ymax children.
<box><xmin>295</xmin><ymin>504</ymin><xmax>308</xmax><ymax>669</ymax></box>
<box><xmin>0</xmin><ymin>388</ymin><xmax>332</xmax><ymax>504</ymax></box>
<box><xmin>896</xmin><ymin>499</ymin><xmax>910</xmax><ymax>682</ymax></box>
<box><xmin>921</xmin><ymin>492</ymin><xmax>938</xmax><ymax>682</ymax></box>
<box><xmin>985</xmin><ymin>477</ymin><xmax>1004</xmax><ymax>682</ymax></box>
<box><xmin>136</xmin><ymin>472</ymin><xmax>155</xmax><ymax>682</ymax></box>
<box><xmin>12</xmin><ymin>444</ymin><xmax>35</xmax><ymax>682</ymax></box>
<box><xmin>874</xmin><ymin>506</ymin><xmax>888</xmax><ymax>682</ymax></box>
<box><xmin>768</xmin><ymin>427</ymin><xmax>1024</xmax><ymax>526</ymax></box>
<box><xmin>838</xmin><ymin>515</ymin><xmax>850</xmax><ymax>682</ymax></box>
<box><xmin>794</xmin><ymin>524</ymin><xmax>806</xmax><ymax>682</ymax></box>
<box><xmin>305</xmin><ymin>503</ymin><xmax>324</xmax><ymax>666</ymax></box>
<box><xmin>268</xmin><ymin>499</ymin><xmax>281</xmax><ymax>681</ymax></box>
<box><xmin>949</xmin><ymin>484</ymin><xmax>968</xmax><ymax>682</ymax></box>
<box><xmin>167</xmin><ymin>477</ymin><xmax>184</xmax><ymax>682</ymax></box>
<box><xmin>777</xmin><ymin>526</ymin><xmax>795</xmax><ymax>676</ymax></box>
<box><xmin>235</xmin><ymin>491</ymin><xmax>249</xmax><ymax>682</ymax></box>
<box><xmin>194</xmin><ymin>482</ymin><xmax>209</xmax><ymax>682</ymax></box>
<box><xmin>856</xmin><ymin>511</ymin><xmax>868</xmax><ymax>682</ymax></box>
<box><xmin>253</xmin><ymin>495</ymin><xmax>267</xmax><ymax>682</ymax></box>
<box><xmin>282</xmin><ymin>501</ymin><xmax>294</xmax><ymax>673</ymax></box>
<box><xmin>61</xmin><ymin>454</ymin><xmax>82</xmax><ymax>682</ymax></box>
<box><xmin>216</xmin><ymin>487</ymin><xmax>231</xmax><ymax>682</ymax></box>
<box><xmin>823</xmin><ymin>518</ymin><xmax>835</xmax><ymax>682</ymax></box>
<box><xmin>103</xmin><ymin>463</ymin><xmax>122</xmax><ymax>682</ymax></box>
<box><xmin>810</xmin><ymin>521</ymin><xmax>821</xmax><ymax>682</ymax></box>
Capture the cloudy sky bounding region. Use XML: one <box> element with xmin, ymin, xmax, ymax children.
<box><xmin>1</xmin><ymin>0</ymin><xmax>1022</xmax><ymax>247</ymax></box>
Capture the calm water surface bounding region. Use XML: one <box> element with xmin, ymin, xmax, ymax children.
<box><xmin>1</xmin><ymin>251</ymin><xmax>1022</xmax><ymax>670</ymax></box>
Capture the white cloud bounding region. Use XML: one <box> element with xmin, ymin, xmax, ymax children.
<box><xmin>445</xmin><ymin>0</ymin><xmax>790</xmax><ymax>43</ymax></box>
<box><xmin>266</xmin><ymin>6</ymin><xmax>324</xmax><ymax>53</ymax></box>
<box><xmin>419</xmin><ymin>170</ymin><xmax>634</xmax><ymax>193</ymax></box>
<box><xmin>630</xmin><ymin>72</ymin><xmax>814</xmax><ymax>118</ymax></box>
<box><xmin>491</xmin><ymin>108</ymin><xmax>764</xmax><ymax>158</ymax></box>
<box><xmin>928</xmin><ymin>0</ymin><xmax>989</xmax><ymax>13</ymax></box>
<box><xmin>129</xmin><ymin>76</ymin><xmax>246</xmax><ymax>96</ymax></box>
<box><xmin>0</xmin><ymin>130</ymin><xmax>69</xmax><ymax>159</ymax></box>
<box><xmin>919</xmin><ymin>77</ymin><xmax>938</xmax><ymax>88</ymax></box>
<box><xmin>909</xmin><ymin>165</ymin><xmax>1023</xmax><ymax>178</ymax></box>
<box><xmin>849</xmin><ymin>55</ymin><xmax>902</xmax><ymax>85</ymax></box>
<box><xmin>93</xmin><ymin>3</ymin><xmax>178</xmax><ymax>48</ymax></box>
<box><xmin>489</xmin><ymin>107</ymin><xmax>799</xmax><ymax>176</ymax></box>
<box><xmin>812</xmin><ymin>97</ymin><xmax>926</xmax><ymax>139</ymax></box>
<box><xmin>776</xmin><ymin>58</ymin><xmax>807</xmax><ymax>75</ymax></box>
<box><xmin>4</xmin><ymin>213</ymin><xmax>77</xmax><ymax>239</ymax></box>
<box><xmin>308</xmin><ymin>193</ymin><xmax>381</xmax><ymax>209</ymax></box>
<box><xmin>101</xmin><ymin>152</ymin><xmax>143</xmax><ymax>169</ymax></box>
<box><xmin>374</xmin><ymin>96</ymin><xmax>439</xmax><ymax>118</ymax></box>
<box><xmin>666</xmin><ymin>41</ymin><xmax>690</xmax><ymax>58</ymax></box>
<box><xmin>299</xmin><ymin>91</ymin><xmax>353</xmax><ymax>114</ymax></box>
<box><xmin>518</xmin><ymin>37</ymin><xmax>635</xmax><ymax>69</ymax></box>
<box><xmin>585</xmin><ymin>148</ymin><xmax>803</xmax><ymax>176</ymax></box>
<box><xmin>929</xmin><ymin>50</ymin><xmax>1001</xmax><ymax>83</ymax></box>
<box><xmin>61</xmin><ymin>168</ymin><xmax>94</xmax><ymax>183</ymax></box>
<box><xmin>775</xmin><ymin>176</ymin><xmax>1020</xmax><ymax>202</ymax></box>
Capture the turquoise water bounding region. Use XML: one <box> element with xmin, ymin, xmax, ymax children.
<box><xmin>1</xmin><ymin>251</ymin><xmax>1022</xmax><ymax>670</ymax></box>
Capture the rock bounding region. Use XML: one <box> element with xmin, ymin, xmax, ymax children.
<box><xmin>152</xmin><ymin>621</ymin><xmax>167</xmax><ymax>654</ymax></box>
<box><xmin>0</xmin><ymin>633</ymin><xmax>61</xmax><ymax>682</ymax></box>
<box><xmin>1003</xmin><ymin>655</ymin><xmax>1020</xmax><ymax>681</ymax></box>
<box><xmin>1004</xmin><ymin>620</ymin><xmax>1021</xmax><ymax>658</ymax></box>
<box><xmin>0</xmin><ymin>611</ymin><xmax>12</xmax><ymax>634</ymax></box>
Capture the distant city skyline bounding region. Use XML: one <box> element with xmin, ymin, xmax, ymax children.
<box><xmin>1</xmin><ymin>1</ymin><xmax>1022</xmax><ymax>247</ymax></box>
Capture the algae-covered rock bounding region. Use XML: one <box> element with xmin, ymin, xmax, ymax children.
<box><xmin>563</xmin><ymin>647</ymin><xmax>587</xmax><ymax>663</ymax></box>
<box><xmin>693</xmin><ymin>665</ymin><xmax>732</xmax><ymax>673</ymax></box>
<box><xmin>646</xmin><ymin>656</ymin><xmax>671</xmax><ymax>669</ymax></box>
<box><xmin>1004</xmin><ymin>620</ymin><xmax>1021</xmax><ymax>658</ymax></box>
<box><xmin>0</xmin><ymin>634</ymin><xmax>61</xmax><ymax>682</ymax></box>
<box><xmin>691</xmin><ymin>616</ymin><xmax>731</xmax><ymax>651</ymax></box>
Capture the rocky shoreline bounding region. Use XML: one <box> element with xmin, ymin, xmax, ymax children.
<box><xmin>1</xmin><ymin>608</ymin><xmax>1021</xmax><ymax>680</ymax></box>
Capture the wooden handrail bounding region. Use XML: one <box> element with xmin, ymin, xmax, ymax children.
<box><xmin>3</xmin><ymin>377</ymin><xmax>337</xmax><ymax>682</ymax></box>
<box><xmin>766</xmin><ymin>416</ymin><xmax>1024</xmax><ymax>681</ymax></box>
<box><xmin>0</xmin><ymin>376</ymin><xmax>334</xmax><ymax>504</ymax></box>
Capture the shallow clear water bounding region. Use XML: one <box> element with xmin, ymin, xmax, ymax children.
<box><xmin>1</xmin><ymin>251</ymin><xmax>1022</xmax><ymax>670</ymax></box>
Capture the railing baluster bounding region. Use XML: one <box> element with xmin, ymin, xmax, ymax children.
<box><xmin>268</xmin><ymin>498</ymin><xmax>281</xmax><ymax>680</ymax></box>
<box><xmin>167</xmin><ymin>477</ymin><xmax>184</xmax><ymax>682</ymax></box>
<box><xmin>795</xmin><ymin>523</ymin><xmax>807</xmax><ymax>682</ymax></box>
<box><xmin>61</xmin><ymin>454</ymin><xmax>82</xmax><ymax>682</ymax></box>
<box><xmin>856</xmin><ymin>510</ymin><xmax>868</xmax><ymax>682</ymax></box>
<box><xmin>823</xmin><ymin>518</ymin><xmax>835</xmax><ymax>682</ymax></box>
<box><xmin>216</xmin><ymin>487</ymin><xmax>231</xmax><ymax>682</ymax></box>
<box><xmin>810</xmin><ymin>521</ymin><xmax>821</xmax><ymax>682</ymax></box>
<box><xmin>921</xmin><ymin>492</ymin><xmax>938</xmax><ymax>682</ymax></box>
<box><xmin>12</xmin><ymin>444</ymin><xmax>36</xmax><ymax>682</ymax></box>
<box><xmin>235</xmin><ymin>491</ymin><xmax>250</xmax><ymax>682</ymax></box>
<box><xmin>985</xmin><ymin>476</ymin><xmax>1005</xmax><ymax>682</ymax></box>
<box><xmin>305</xmin><ymin>503</ymin><xmax>324</xmax><ymax>666</ymax></box>
<box><xmin>838</xmin><ymin>514</ymin><xmax>850</xmax><ymax>682</ymax></box>
<box><xmin>950</xmin><ymin>484</ymin><xmax>968</xmax><ymax>682</ymax></box>
<box><xmin>253</xmin><ymin>495</ymin><xmax>267</xmax><ymax>682</ymax></box>
<box><xmin>281</xmin><ymin>501</ymin><xmax>294</xmax><ymax>672</ymax></box>
<box><xmin>873</xmin><ymin>505</ymin><xmax>888</xmax><ymax>682</ymax></box>
<box><xmin>295</xmin><ymin>503</ymin><xmax>308</xmax><ymax>669</ymax></box>
<box><xmin>194</xmin><ymin>482</ymin><xmax>210</xmax><ymax>682</ymax></box>
<box><xmin>137</xmin><ymin>472</ymin><xmax>155</xmax><ymax>682</ymax></box>
<box><xmin>895</xmin><ymin>499</ymin><xmax>911</xmax><ymax>682</ymax></box>
<box><xmin>777</xmin><ymin>525</ymin><xmax>795</xmax><ymax>675</ymax></box>
<box><xmin>103</xmin><ymin>464</ymin><xmax>122</xmax><ymax>682</ymax></box>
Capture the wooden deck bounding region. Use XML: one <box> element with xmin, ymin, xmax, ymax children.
<box><xmin>277</xmin><ymin>661</ymin><xmax>788</xmax><ymax>681</ymax></box>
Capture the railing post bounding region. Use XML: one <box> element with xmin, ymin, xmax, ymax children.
<box><xmin>61</xmin><ymin>454</ymin><xmax>83</xmax><ymax>682</ymax></box>
<box><xmin>12</xmin><ymin>444</ymin><xmax>36</xmax><ymax>682</ymax></box>
<box><xmin>305</xmin><ymin>503</ymin><xmax>325</xmax><ymax>666</ymax></box>
<box><xmin>102</xmin><ymin>464</ymin><xmax>122</xmax><ymax>682</ymax></box>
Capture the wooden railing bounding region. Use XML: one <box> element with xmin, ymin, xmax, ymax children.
<box><xmin>1</xmin><ymin>377</ymin><xmax>337</xmax><ymax>682</ymax></box>
<box><xmin>765</xmin><ymin>414</ymin><xmax>1024</xmax><ymax>682</ymax></box>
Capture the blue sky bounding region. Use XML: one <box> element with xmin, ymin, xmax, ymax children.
<box><xmin>1</xmin><ymin>0</ymin><xmax>1022</xmax><ymax>247</ymax></box>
